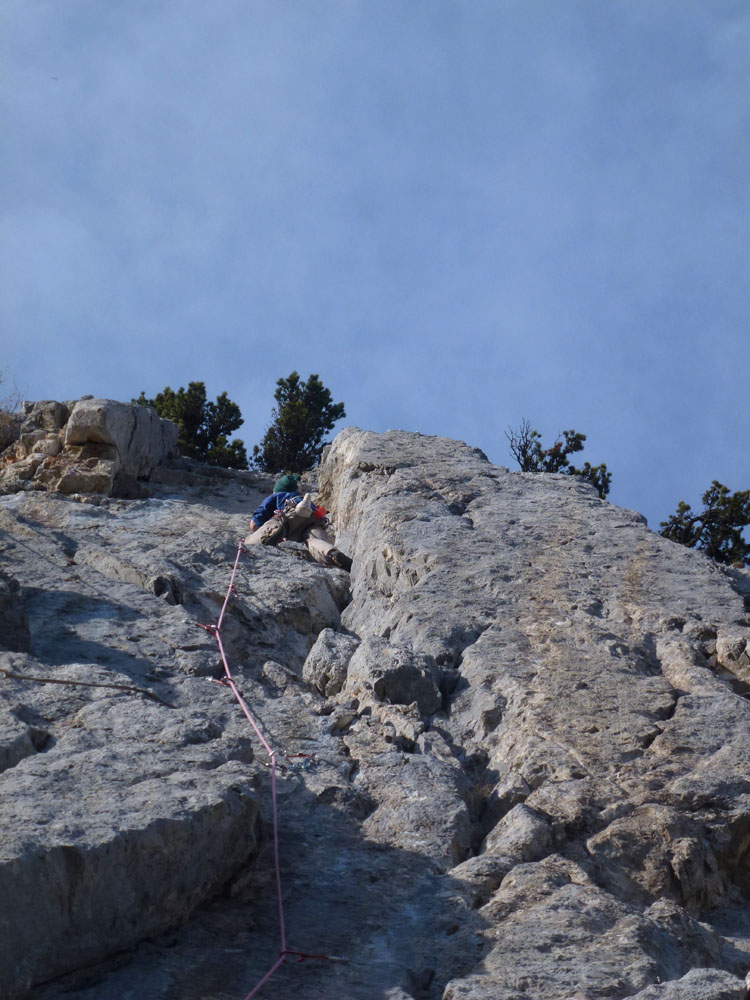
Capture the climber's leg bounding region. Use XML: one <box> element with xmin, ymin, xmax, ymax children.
<box><xmin>304</xmin><ymin>524</ymin><xmax>352</xmax><ymax>571</ymax></box>
<box><xmin>244</xmin><ymin>515</ymin><xmax>289</xmax><ymax>547</ymax></box>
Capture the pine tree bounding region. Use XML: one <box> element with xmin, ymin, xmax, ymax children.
<box><xmin>134</xmin><ymin>382</ymin><xmax>248</xmax><ymax>469</ymax></box>
<box><xmin>660</xmin><ymin>481</ymin><xmax>750</xmax><ymax>565</ymax></box>
<box><xmin>252</xmin><ymin>372</ymin><xmax>345</xmax><ymax>473</ymax></box>
<box><xmin>506</xmin><ymin>419</ymin><xmax>611</xmax><ymax>498</ymax></box>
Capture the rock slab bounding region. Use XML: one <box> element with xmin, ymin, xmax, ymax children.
<box><xmin>1</xmin><ymin>423</ymin><xmax>749</xmax><ymax>1000</ymax></box>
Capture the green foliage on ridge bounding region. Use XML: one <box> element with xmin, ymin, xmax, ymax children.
<box><xmin>134</xmin><ymin>382</ymin><xmax>248</xmax><ymax>469</ymax></box>
<box><xmin>660</xmin><ymin>481</ymin><xmax>750</xmax><ymax>566</ymax></box>
<box><xmin>506</xmin><ymin>418</ymin><xmax>612</xmax><ymax>499</ymax></box>
<box><xmin>252</xmin><ymin>371</ymin><xmax>346</xmax><ymax>473</ymax></box>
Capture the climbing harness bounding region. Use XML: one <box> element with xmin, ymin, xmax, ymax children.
<box><xmin>194</xmin><ymin>541</ymin><xmax>343</xmax><ymax>998</ymax></box>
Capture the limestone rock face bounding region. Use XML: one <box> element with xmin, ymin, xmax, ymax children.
<box><xmin>302</xmin><ymin>626</ymin><xmax>359</xmax><ymax>696</ymax></box>
<box><xmin>1</xmin><ymin>424</ymin><xmax>749</xmax><ymax>1000</ymax></box>
<box><xmin>0</xmin><ymin>459</ymin><xmax>357</xmax><ymax>998</ymax></box>
<box><xmin>344</xmin><ymin>635</ymin><xmax>443</xmax><ymax>714</ymax></box>
<box><xmin>317</xmin><ymin>428</ymin><xmax>750</xmax><ymax>999</ymax></box>
<box><xmin>0</xmin><ymin>397</ymin><xmax>178</xmax><ymax>498</ymax></box>
<box><xmin>64</xmin><ymin>397</ymin><xmax>178</xmax><ymax>478</ymax></box>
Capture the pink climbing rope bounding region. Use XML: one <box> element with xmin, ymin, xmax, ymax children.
<box><xmin>194</xmin><ymin>541</ymin><xmax>331</xmax><ymax>998</ymax></box>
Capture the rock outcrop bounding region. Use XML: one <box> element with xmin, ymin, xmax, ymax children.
<box><xmin>1</xmin><ymin>421</ymin><xmax>749</xmax><ymax>999</ymax></box>
<box><xmin>0</xmin><ymin>398</ymin><xmax>179</xmax><ymax>498</ymax></box>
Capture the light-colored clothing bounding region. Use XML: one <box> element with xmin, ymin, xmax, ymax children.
<box><xmin>244</xmin><ymin>505</ymin><xmax>338</xmax><ymax>567</ymax></box>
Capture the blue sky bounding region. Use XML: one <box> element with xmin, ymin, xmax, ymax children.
<box><xmin>2</xmin><ymin>1</ymin><xmax>748</xmax><ymax>531</ymax></box>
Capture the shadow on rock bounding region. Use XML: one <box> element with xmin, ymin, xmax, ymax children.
<box><xmin>24</xmin><ymin>588</ymin><xmax>154</xmax><ymax>675</ymax></box>
<box><xmin>31</xmin><ymin>771</ymin><xmax>489</xmax><ymax>1000</ymax></box>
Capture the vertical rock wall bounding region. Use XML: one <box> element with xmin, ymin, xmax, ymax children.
<box><xmin>317</xmin><ymin>428</ymin><xmax>750</xmax><ymax>999</ymax></box>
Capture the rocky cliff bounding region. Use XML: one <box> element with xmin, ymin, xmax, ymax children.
<box><xmin>1</xmin><ymin>410</ymin><xmax>749</xmax><ymax>1000</ymax></box>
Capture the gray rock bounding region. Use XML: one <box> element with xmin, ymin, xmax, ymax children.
<box><xmin>302</xmin><ymin>626</ymin><xmax>360</xmax><ymax>696</ymax></box>
<box><xmin>449</xmin><ymin>851</ymin><xmax>516</xmax><ymax>908</ymax></box>
<box><xmin>482</xmin><ymin>802</ymin><xmax>552</xmax><ymax>862</ymax></box>
<box><xmin>641</xmin><ymin>899</ymin><xmax>726</xmax><ymax>981</ymax></box>
<box><xmin>20</xmin><ymin>400</ymin><xmax>70</xmax><ymax>432</ymax></box>
<box><xmin>0</xmin><ymin>701</ymin><xmax>37</xmax><ymax>772</ymax></box>
<box><xmin>586</xmin><ymin>803</ymin><xmax>726</xmax><ymax>912</ymax></box>
<box><xmin>624</xmin><ymin>968</ymin><xmax>747</xmax><ymax>999</ymax></box>
<box><xmin>0</xmin><ymin>467</ymin><xmax>349</xmax><ymax>995</ymax></box>
<box><xmin>445</xmin><ymin>855</ymin><xmax>662</xmax><ymax>999</ymax></box>
<box><xmin>319</xmin><ymin>427</ymin><xmax>750</xmax><ymax>998</ymax></box>
<box><xmin>0</xmin><ymin>397</ymin><xmax>179</xmax><ymax>498</ymax></box>
<box><xmin>348</xmin><ymin>729</ymin><xmax>473</xmax><ymax>868</ymax></box>
<box><xmin>2</xmin><ymin>422</ymin><xmax>750</xmax><ymax>1000</ymax></box>
<box><xmin>0</xmin><ymin>754</ymin><xmax>260</xmax><ymax>999</ymax></box>
<box><xmin>64</xmin><ymin>398</ymin><xmax>178</xmax><ymax>479</ymax></box>
<box><xmin>344</xmin><ymin>636</ymin><xmax>442</xmax><ymax>714</ymax></box>
<box><xmin>0</xmin><ymin>570</ymin><xmax>30</xmax><ymax>651</ymax></box>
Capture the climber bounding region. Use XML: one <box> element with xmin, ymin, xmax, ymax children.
<box><xmin>245</xmin><ymin>474</ymin><xmax>353</xmax><ymax>571</ymax></box>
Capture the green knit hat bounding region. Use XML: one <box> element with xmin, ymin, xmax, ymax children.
<box><xmin>274</xmin><ymin>473</ymin><xmax>300</xmax><ymax>493</ymax></box>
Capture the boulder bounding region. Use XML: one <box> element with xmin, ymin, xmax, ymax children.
<box><xmin>65</xmin><ymin>398</ymin><xmax>178</xmax><ymax>478</ymax></box>
<box><xmin>302</xmin><ymin>627</ymin><xmax>360</xmax><ymax>696</ymax></box>
<box><xmin>0</xmin><ymin>398</ymin><xmax>178</xmax><ymax>497</ymax></box>
<box><xmin>625</xmin><ymin>968</ymin><xmax>747</xmax><ymax>999</ymax></box>
<box><xmin>344</xmin><ymin>636</ymin><xmax>442</xmax><ymax>714</ymax></box>
<box><xmin>0</xmin><ymin>743</ymin><xmax>260</xmax><ymax>998</ymax></box>
<box><xmin>20</xmin><ymin>399</ymin><xmax>69</xmax><ymax>432</ymax></box>
<box><xmin>482</xmin><ymin>802</ymin><xmax>553</xmax><ymax>863</ymax></box>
